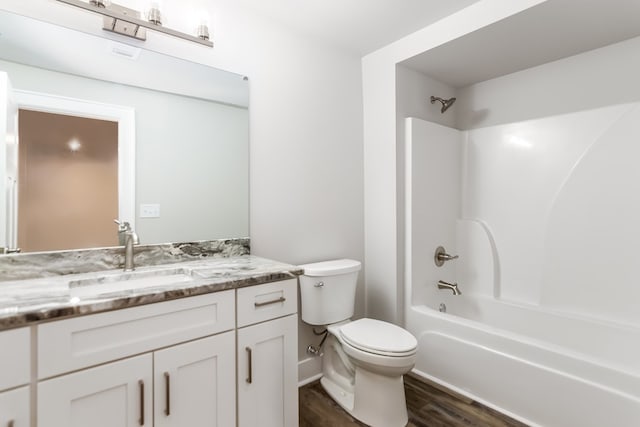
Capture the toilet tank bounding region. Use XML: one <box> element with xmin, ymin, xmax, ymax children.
<box><xmin>298</xmin><ymin>259</ymin><xmax>361</xmax><ymax>326</ymax></box>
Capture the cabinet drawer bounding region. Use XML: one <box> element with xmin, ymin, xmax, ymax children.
<box><xmin>237</xmin><ymin>279</ymin><xmax>297</xmax><ymax>328</ymax></box>
<box><xmin>38</xmin><ymin>290</ymin><xmax>234</xmax><ymax>379</ymax></box>
<box><xmin>0</xmin><ymin>327</ymin><xmax>30</xmax><ymax>391</ymax></box>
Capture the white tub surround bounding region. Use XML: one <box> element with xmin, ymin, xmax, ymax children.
<box><xmin>404</xmin><ymin>102</ymin><xmax>640</xmax><ymax>426</ymax></box>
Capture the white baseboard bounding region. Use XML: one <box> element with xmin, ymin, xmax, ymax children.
<box><xmin>298</xmin><ymin>355</ymin><xmax>323</xmax><ymax>387</ymax></box>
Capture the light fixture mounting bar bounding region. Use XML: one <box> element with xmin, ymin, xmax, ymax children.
<box><xmin>55</xmin><ymin>0</ymin><xmax>213</xmax><ymax>47</ymax></box>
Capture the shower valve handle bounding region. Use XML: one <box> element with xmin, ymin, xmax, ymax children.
<box><xmin>434</xmin><ymin>246</ymin><xmax>459</xmax><ymax>267</ymax></box>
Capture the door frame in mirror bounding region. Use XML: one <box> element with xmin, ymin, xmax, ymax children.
<box><xmin>14</xmin><ymin>89</ymin><xmax>136</xmax><ymax>231</ymax></box>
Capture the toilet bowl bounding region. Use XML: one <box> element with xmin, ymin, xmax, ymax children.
<box><xmin>322</xmin><ymin>318</ymin><xmax>417</xmax><ymax>427</ymax></box>
<box><xmin>332</xmin><ymin>318</ymin><xmax>417</xmax><ymax>374</ymax></box>
<box><xmin>299</xmin><ymin>259</ymin><xmax>417</xmax><ymax>427</ymax></box>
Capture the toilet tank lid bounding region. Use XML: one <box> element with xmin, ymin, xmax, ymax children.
<box><xmin>299</xmin><ymin>259</ymin><xmax>361</xmax><ymax>276</ymax></box>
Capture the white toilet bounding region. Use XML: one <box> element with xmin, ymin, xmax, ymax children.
<box><xmin>299</xmin><ymin>259</ymin><xmax>417</xmax><ymax>427</ymax></box>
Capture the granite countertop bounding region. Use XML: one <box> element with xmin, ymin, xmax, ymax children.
<box><xmin>0</xmin><ymin>255</ymin><xmax>303</xmax><ymax>331</ymax></box>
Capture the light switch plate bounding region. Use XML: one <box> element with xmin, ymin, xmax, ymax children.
<box><xmin>140</xmin><ymin>204</ymin><xmax>160</xmax><ymax>218</ymax></box>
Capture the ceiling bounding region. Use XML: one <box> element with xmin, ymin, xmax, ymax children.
<box><xmin>9</xmin><ymin>0</ymin><xmax>481</xmax><ymax>57</ymax></box>
<box><xmin>401</xmin><ymin>0</ymin><xmax>640</xmax><ymax>88</ymax></box>
<box><xmin>226</xmin><ymin>0</ymin><xmax>482</xmax><ymax>55</ymax></box>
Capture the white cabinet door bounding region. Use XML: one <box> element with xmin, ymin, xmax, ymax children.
<box><xmin>0</xmin><ymin>327</ymin><xmax>30</xmax><ymax>392</ymax></box>
<box><xmin>237</xmin><ymin>314</ymin><xmax>298</xmax><ymax>427</ymax></box>
<box><xmin>38</xmin><ymin>354</ymin><xmax>152</xmax><ymax>427</ymax></box>
<box><xmin>0</xmin><ymin>386</ymin><xmax>29</xmax><ymax>427</ymax></box>
<box><xmin>154</xmin><ymin>332</ymin><xmax>236</xmax><ymax>427</ymax></box>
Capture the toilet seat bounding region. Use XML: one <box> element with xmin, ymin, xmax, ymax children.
<box><xmin>338</xmin><ymin>318</ymin><xmax>417</xmax><ymax>357</ymax></box>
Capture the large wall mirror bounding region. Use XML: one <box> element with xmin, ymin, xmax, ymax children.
<box><xmin>0</xmin><ymin>9</ymin><xmax>249</xmax><ymax>254</ymax></box>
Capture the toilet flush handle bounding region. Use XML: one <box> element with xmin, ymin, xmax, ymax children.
<box><xmin>314</xmin><ymin>281</ymin><xmax>324</xmax><ymax>288</ymax></box>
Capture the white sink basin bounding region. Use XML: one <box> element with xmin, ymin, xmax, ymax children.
<box><xmin>68</xmin><ymin>268</ymin><xmax>196</xmax><ymax>298</ymax></box>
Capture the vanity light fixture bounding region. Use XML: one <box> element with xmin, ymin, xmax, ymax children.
<box><xmin>55</xmin><ymin>0</ymin><xmax>213</xmax><ymax>47</ymax></box>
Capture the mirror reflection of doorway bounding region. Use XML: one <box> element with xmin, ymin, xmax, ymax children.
<box><xmin>18</xmin><ymin>109</ymin><xmax>119</xmax><ymax>252</ymax></box>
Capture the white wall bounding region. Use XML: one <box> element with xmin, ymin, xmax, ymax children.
<box><xmin>363</xmin><ymin>0</ymin><xmax>547</xmax><ymax>324</ymax></box>
<box><xmin>455</xmin><ymin>35</ymin><xmax>640</xmax><ymax>130</ymax></box>
<box><xmin>1</xmin><ymin>1</ymin><xmax>364</xmax><ymax>368</ymax></box>
<box><xmin>396</xmin><ymin>66</ymin><xmax>457</xmax><ymax>130</ymax></box>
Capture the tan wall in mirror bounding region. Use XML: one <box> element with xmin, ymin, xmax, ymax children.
<box><xmin>18</xmin><ymin>109</ymin><xmax>118</xmax><ymax>252</ymax></box>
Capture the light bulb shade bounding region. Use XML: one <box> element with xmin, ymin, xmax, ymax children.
<box><xmin>196</xmin><ymin>24</ymin><xmax>209</xmax><ymax>40</ymax></box>
<box><xmin>147</xmin><ymin>7</ymin><xmax>162</xmax><ymax>25</ymax></box>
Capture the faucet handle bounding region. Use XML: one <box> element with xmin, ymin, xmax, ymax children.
<box><xmin>114</xmin><ymin>219</ymin><xmax>131</xmax><ymax>232</ymax></box>
<box><xmin>434</xmin><ymin>246</ymin><xmax>459</xmax><ymax>267</ymax></box>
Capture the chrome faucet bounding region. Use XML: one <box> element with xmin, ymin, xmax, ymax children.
<box><xmin>437</xmin><ymin>280</ymin><xmax>461</xmax><ymax>295</ymax></box>
<box><xmin>114</xmin><ymin>220</ymin><xmax>139</xmax><ymax>271</ymax></box>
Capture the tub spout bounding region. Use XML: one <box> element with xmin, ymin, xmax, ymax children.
<box><xmin>437</xmin><ymin>280</ymin><xmax>461</xmax><ymax>295</ymax></box>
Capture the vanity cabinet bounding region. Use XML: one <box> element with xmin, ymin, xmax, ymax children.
<box><xmin>37</xmin><ymin>290</ymin><xmax>236</xmax><ymax>427</ymax></box>
<box><xmin>38</xmin><ymin>333</ymin><xmax>236</xmax><ymax>427</ymax></box>
<box><xmin>0</xmin><ymin>327</ymin><xmax>30</xmax><ymax>427</ymax></box>
<box><xmin>3</xmin><ymin>276</ymin><xmax>298</xmax><ymax>427</ymax></box>
<box><xmin>237</xmin><ymin>279</ymin><xmax>298</xmax><ymax>427</ymax></box>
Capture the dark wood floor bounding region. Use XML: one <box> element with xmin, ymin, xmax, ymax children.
<box><xmin>299</xmin><ymin>374</ymin><xmax>529</xmax><ymax>427</ymax></box>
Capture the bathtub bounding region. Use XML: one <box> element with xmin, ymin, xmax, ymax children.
<box><xmin>404</xmin><ymin>113</ymin><xmax>640</xmax><ymax>426</ymax></box>
<box><xmin>406</xmin><ymin>296</ymin><xmax>640</xmax><ymax>427</ymax></box>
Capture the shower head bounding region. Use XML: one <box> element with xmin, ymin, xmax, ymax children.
<box><xmin>430</xmin><ymin>96</ymin><xmax>456</xmax><ymax>114</ymax></box>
